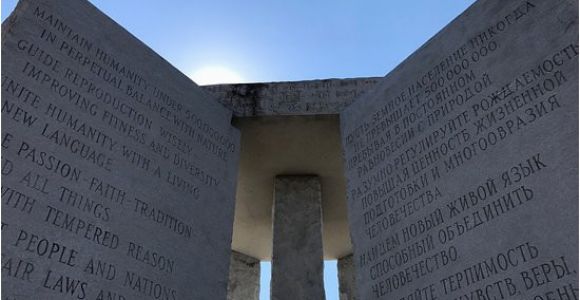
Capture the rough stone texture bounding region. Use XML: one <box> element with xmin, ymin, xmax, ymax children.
<box><xmin>271</xmin><ymin>176</ymin><xmax>325</xmax><ymax>300</ymax></box>
<box><xmin>340</xmin><ymin>0</ymin><xmax>578</xmax><ymax>299</ymax></box>
<box><xmin>227</xmin><ymin>251</ymin><xmax>260</xmax><ymax>300</ymax></box>
<box><xmin>1</xmin><ymin>0</ymin><xmax>240</xmax><ymax>299</ymax></box>
<box><xmin>338</xmin><ymin>254</ymin><xmax>358</xmax><ymax>300</ymax></box>
<box><xmin>204</xmin><ymin>77</ymin><xmax>380</xmax><ymax>117</ymax></box>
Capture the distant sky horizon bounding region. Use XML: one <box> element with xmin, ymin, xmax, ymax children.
<box><xmin>1</xmin><ymin>0</ymin><xmax>476</xmax><ymax>298</ymax></box>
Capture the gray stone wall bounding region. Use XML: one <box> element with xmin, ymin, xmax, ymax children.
<box><xmin>1</xmin><ymin>0</ymin><xmax>240</xmax><ymax>299</ymax></box>
<box><xmin>340</xmin><ymin>0</ymin><xmax>578</xmax><ymax>299</ymax></box>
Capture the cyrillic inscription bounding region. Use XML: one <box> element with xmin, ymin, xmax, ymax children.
<box><xmin>340</xmin><ymin>0</ymin><xmax>578</xmax><ymax>299</ymax></box>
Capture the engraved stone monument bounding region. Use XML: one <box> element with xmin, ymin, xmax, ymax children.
<box><xmin>340</xmin><ymin>0</ymin><xmax>578</xmax><ymax>299</ymax></box>
<box><xmin>2</xmin><ymin>0</ymin><xmax>578</xmax><ymax>299</ymax></box>
<box><xmin>2</xmin><ymin>0</ymin><xmax>240</xmax><ymax>299</ymax></box>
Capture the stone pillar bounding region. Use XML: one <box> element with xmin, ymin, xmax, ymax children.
<box><xmin>271</xmin><ymin>176</ymin><xmax>326</xmax><ymax>300</ymax></box>
<box><xmin>227</xmin><ymin>251</ymin><xmax>260</xmax><ymax>300</ymax></box>
<box><xmin>338</xmin><ymin>254</ymin><xmax>358</xmax><ymax>300</ymax></box>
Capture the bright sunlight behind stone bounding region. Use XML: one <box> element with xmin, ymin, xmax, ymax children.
<box><xmin>190</xmin><ymin>66</ymin><xmax>244</xmax><ymax>85</ymax></box>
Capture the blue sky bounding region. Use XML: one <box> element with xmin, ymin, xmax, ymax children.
<box><xmin>3</xmin><ymin>0</ymin><xmax>475</xmax><ymax>84</ymax></box>
<box><xmin>260</xmin><ymin>261</ymin><xmax>340</xmax><ymax>299</ymax></box>
<box><xmin>1</xmin><ymin>0</ymin><xmax>475</xmax><ymax>298</ymax></box>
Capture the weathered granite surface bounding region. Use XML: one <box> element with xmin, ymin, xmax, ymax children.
<box><xmin>227</xmin><ymin>251</ymin><xmax>260</xmax><ymax>300</ymax></box>
<box><xmin>271</xmin><ymin>176</ymin><xmax>325</xmax><ymax>300</ymax></box>
<box><xmin>340</xmin><ymin>0</ymin><xmax>578</xmax><ymax>299</ymax></box>
<box><xmin>338</xmin><ymin>254</ymin><xmax>358</xmax><ymax>300</ymax></box>
<box><xmin>1</xmin><ymin>0</ymin><xmax>240</xmax><ymax>299</ymax></box>
<box><xmin>204</xmin><ymin>77</ymin><xmax>380</xmax><ymax>117</ymax></box>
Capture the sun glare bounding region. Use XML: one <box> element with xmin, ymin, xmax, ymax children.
<box><xmin>190</xmin><ymin>66</ymin><xmax>244</xmax><ymax>85</ymax></box>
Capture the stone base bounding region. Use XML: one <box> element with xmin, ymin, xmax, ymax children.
<box><xmin>227</xmin><ymin>251</ymin><xmax>260</xmax><ymax>300</ymax></box>
<box><xmin>338</xmin><ymin>254</ymin><xmax>358</xmax><ymax>300</ymax></box>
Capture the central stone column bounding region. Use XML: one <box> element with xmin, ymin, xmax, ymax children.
<box><xmin>271</xmin><ymin>175</ymin><xmax>326</xmax><ymax>300</ymax></box>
